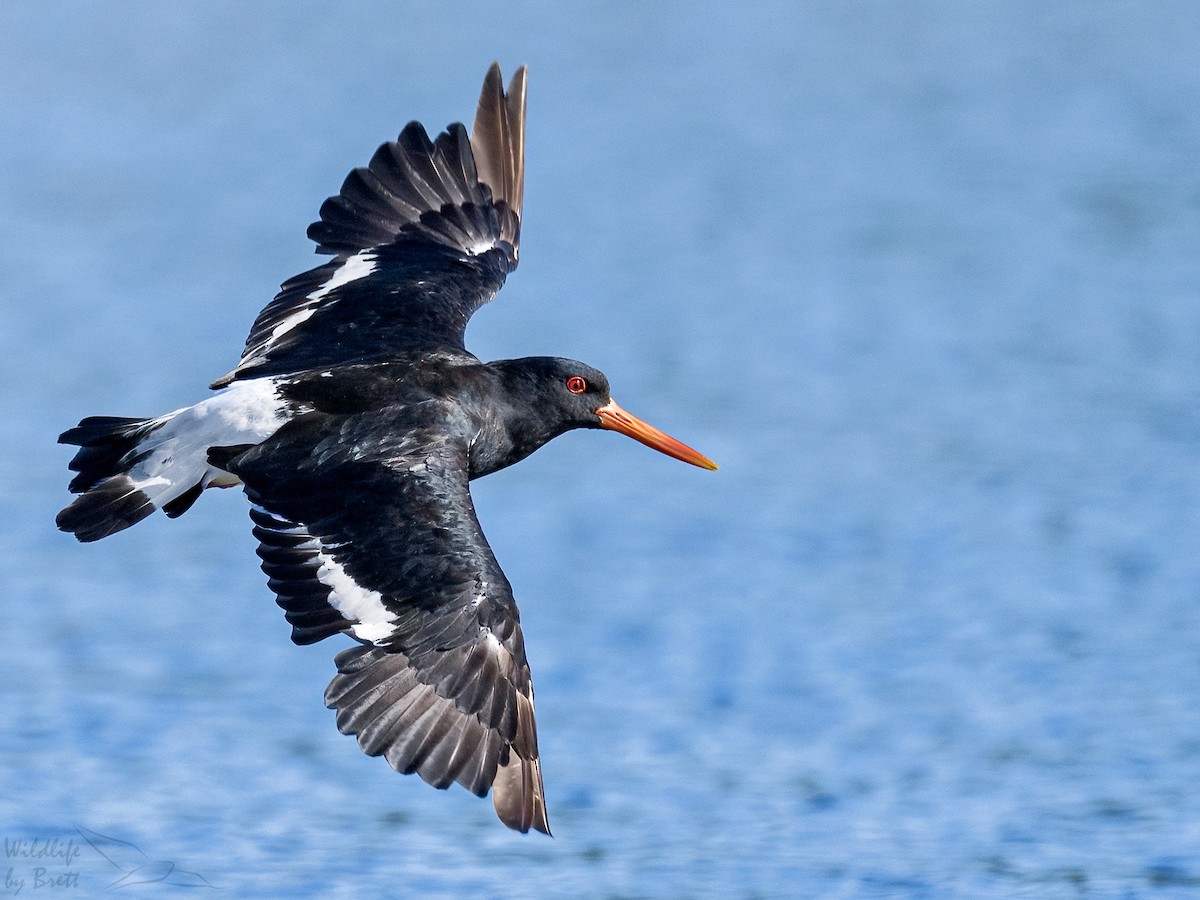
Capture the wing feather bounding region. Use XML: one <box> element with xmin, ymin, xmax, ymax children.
<box><xmin>215</xmin><ymin>64</ymin><xmax>527</xmax><ymax>387</ymax></box>
<box><xmin>225</xmin><ymin>403</ymin><xmax>548</xmax><ymax>833</ymax></box>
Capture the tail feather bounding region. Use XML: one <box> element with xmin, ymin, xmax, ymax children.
<box><xmin>62</xmin><ymin>416</ymin><xmax>155</xmax><ymax>492</ymax></box>
<box><xmin>58</xmin><ymin>415</ymin><xmax>174</xmax><ymax>541</ymax></box>
<box><xmin>56</xmin><ymin>409</ymin><xmax>231</xmax><ymax>542</ymax></box>
<box><xmin>161</xmin><ymin>482</ymin><xmax>205</xmax><ymax>519</ymax></box>
<box><xmin>57</xmin><ymin>379</ymin><xmax>287</xmax><ymax>542</ymax></box>
<box><xmin>60</xmin><ymin>415</ymin><xmax>147</xmax><ymax>445</ymax></box>
<box><xmin>56</xmin><ymin>475</ymin><xmax>157</xmax><ymax>542</ymax></box>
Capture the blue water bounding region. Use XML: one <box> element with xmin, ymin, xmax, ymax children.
<box><xmin>4</xmin><ymin>2</ymin><xmax>1200</xmax><ymax>896</ymax></box>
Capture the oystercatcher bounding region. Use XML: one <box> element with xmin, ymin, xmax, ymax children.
<box><xmin>57</xmin><ymin>64</ymin><xmax>716</xmax><ymax>834</ymax></box>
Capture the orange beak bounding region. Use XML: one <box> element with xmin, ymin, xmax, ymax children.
<box><xmin>595</xmin><ymin>400</ymin><xmax>718</xmax><ymax>470</ymax></box>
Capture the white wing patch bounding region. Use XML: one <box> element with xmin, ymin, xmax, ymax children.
<box><xmin>315</xmin><ymin>550</ymin><xmax>395</xmax><ymax>642</ymax></box>
<box><xmin>250</xmin><ymin>504</ymin><xmax>395</xmax><ymax>644</ymax></box>
<box><xmin>254</xmin><ymin>251</ymin><xmax>377</xmax><ymax>362</ymax></box>
<box><xmin>465</xmin><ymin>236</ymin><xmax>498</xmax><ymax>256</ymax></box>
<box><xmin>313</xmin><ymin>250</ymin><xmax>378</xmax><ymax>300</ymax></box>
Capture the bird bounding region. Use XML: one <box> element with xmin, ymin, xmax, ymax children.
<box><xmin>56</xmin><ymin>63</ymin><xmax>716</xmax><ymax>835</ymax></box>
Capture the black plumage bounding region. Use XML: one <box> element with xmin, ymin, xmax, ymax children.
<box><xmin>57</xmin><ymin>63</ymin><xmax>715</xmax><ymax>835</ymax></box>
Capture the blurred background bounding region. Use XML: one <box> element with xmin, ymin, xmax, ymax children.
<box><xmin>3</xmin><ymin>2</ymin><xmax>1200</xmax><ymax>896</ymax></box>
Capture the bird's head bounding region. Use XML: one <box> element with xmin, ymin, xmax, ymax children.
<box><xmin>494</xmin><ymin>357</ymin><xmax>717</xmax><ymax>470</ymax></box>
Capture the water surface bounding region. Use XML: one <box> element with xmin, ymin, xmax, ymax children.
<box><xmin>3</xmin><ymin>3</ymin><xmax>1200</xmax><ymax>896</ymax></box>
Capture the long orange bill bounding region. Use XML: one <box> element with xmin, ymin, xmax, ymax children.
<box><xmin>595</xmin><ymin>400</ymin><xmax>718</xmax><ymax>470</ymax></box>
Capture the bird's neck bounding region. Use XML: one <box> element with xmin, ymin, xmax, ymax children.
<box><xmin>467</xmin><ymin>360</ymin><xmax>573</xmax><ymax>478</ymax></box>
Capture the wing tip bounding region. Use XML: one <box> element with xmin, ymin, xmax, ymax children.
<box><xmin>493</xmin><ymin>751</ymin><xmax>551</xmax><ymax>835</ymax></box>
<box><xmin>490</xmin><ymin>683</ymin><xmax>548</xmax><ymax>834</ymax></box>
<box><xmin>325</xmin><ymin>640</ymin><xmax>551</xmax><ymax>834</ymax></box>
<box><xmin>471</xmin><ymin>62</ymin><xmax>527</xmax><ymax>222</ymax></box>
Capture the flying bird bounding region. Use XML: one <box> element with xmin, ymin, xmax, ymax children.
<box><xmin>57</xmin><ymin>63</ymin><xmax>716</xmax><ymax>834</ymax></box>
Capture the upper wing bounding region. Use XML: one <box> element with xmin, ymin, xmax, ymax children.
<box><xmin>213</xmin><ymin>63</ymin><xmax>527</xmax><ymax>387</ymax></box>
<box><xmin>221</xmin><ymin>403</ymin><xmax>548</xmax><ymax>834</ymax></box>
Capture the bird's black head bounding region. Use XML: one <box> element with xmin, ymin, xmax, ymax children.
<box><xmin>490</xmin><ymin>356</ymin><xmax>716</xmax><ymax>470</ymax></box>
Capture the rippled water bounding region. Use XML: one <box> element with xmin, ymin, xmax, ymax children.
<box><xmin>4</xmin><ymin>3</ymin><xmax>1200</xmax><ymax>896</ymax></box>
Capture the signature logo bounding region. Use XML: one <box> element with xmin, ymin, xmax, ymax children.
<box><xmin>4</xmin><ymin>827</ymin><xmax>215</xmax><ymax>894</ymax></box>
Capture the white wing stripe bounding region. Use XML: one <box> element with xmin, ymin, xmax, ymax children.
<box><xmin>315</xmin><ymin>550</ymin><xmax>395</xmax><ymax>642</ymax></box>
<box><xmin>250</xmin><ymin>503</ymin><xmax>396</xmax><ymax>643</ymax></box>
<box><xmin>249</xmin><ymin>250</ymin><xmax>378</xmax><ymax>362</ymax></box>
<box><xmin>309</xmin><ymin>250</ymin><xmax>377</xmax><ymax>302</ymax></box>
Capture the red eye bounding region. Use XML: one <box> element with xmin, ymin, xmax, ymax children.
<box><xmin>566</xmin><ymin>375</ymin><xmax>587</xmax><ymax>394</ymax></box>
